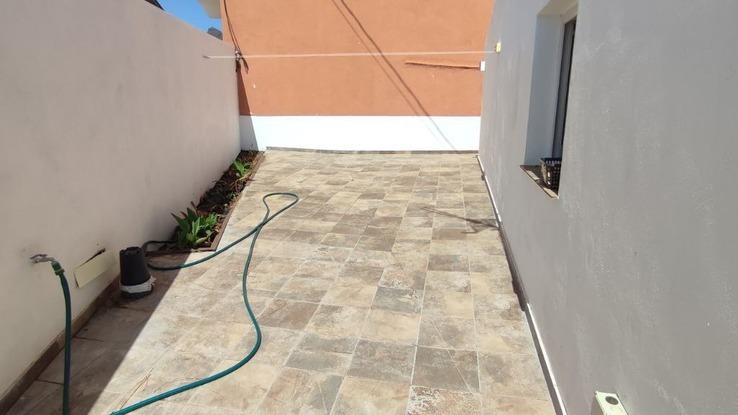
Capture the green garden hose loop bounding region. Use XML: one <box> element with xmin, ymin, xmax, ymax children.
<box><xmin>111</xmin><ymin>192</ymin><xmax>299</xmax><ymax>414</ymax></box>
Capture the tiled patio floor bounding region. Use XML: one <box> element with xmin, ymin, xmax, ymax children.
<box><xmin>10</xmin><ymin>150</ymin><xmax>554</xmax><ymax>414</ymax></box>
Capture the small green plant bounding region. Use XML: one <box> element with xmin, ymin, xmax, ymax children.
<box><xmin>171</xmin><ymin>208</ymin><xmax>219</xmax><ymax>248</ymax></box>
<box><xmin>232</xmin><ymin>160</ymin><xmax>251</xmax><ymax>179</ymax></box>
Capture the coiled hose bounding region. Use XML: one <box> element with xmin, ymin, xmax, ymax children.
<box><xmin>37</xmin><ymin>192</ymin><xmax>299</xmax><ymax>415</ymax></box>
<box><xmin>112</xmin><ymin>192</ymin><xmax>298</xmax><ymax>414</ymax></box>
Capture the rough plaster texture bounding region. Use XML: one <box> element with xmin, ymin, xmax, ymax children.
<box><xmin>0</xmin><ymin>0</ymin><xmax>239</xmax><ymax>397</ymax></box>
<box><xmin>478</xmin><ymin>1</ymin><xmax>738</xmax><ymax>414</ymax></box>
<box><xmin>221</xmin><ymin>0</ymin><xmax>493</xmax><ymax>116</ymax></box>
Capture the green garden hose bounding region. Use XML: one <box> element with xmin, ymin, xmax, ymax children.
<box><xmin>30</xmin><ymin>255</ymin><xmax>72</xmax><ymax>415</ymax></box>
<box><xmin>112</xmin><ymin>192</ymin><xmax>298</xmax><ymax>414</ymax></box>
<box><xmin>34</xmin><ymin>192</ymin><xmax>299</xmax><ymax>415</ymax></box>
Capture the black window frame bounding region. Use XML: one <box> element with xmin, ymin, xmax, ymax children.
<box><xmin>552</xmin><ymin>16</ymin><xmax>576</xmax><ymax>159</ymax></box>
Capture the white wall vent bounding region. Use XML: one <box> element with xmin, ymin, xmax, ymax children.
<box><xmin>594</xmin><ymin>392</ymin><xmax>629</xmax><ymax>415</ymax></box>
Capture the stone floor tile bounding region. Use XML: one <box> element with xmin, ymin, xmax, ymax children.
<box><xmin>38</xmin><ymin>337</ymin><xmax>111</xmax><ymax>384</ymax></box>
<box><xmin>359</xmin><ymin>191</ymin><xmax>386</xmax><ymax>200</ymax></box>
<box><xmin>430</xmin><ymin>240</ymin><xmax>470</xmax><ymax>255</ymax></box>
<box><xmin>252</xmin><ymin>256</ymin><xmax>303</xmax><ymax>276</ymax></box>
<box><xmin>245</xmin><ymin>272</ymin><xmax>290</xmax><ymax>296</ymax></box>
<box><xmin>321</xmin><ymin>233</ymin><xmax>361</xmax><ymax>248</ymax></box>
<box><xmin>74</xmin><ymin>390</ymin><xmax>129</xmax><ymax>414</ymax></box>
<box><xmin>346</xmin><ymin>249</ymin><xmax>397</xmax><ymax>268</ymax></box>
<box><xmin>340</xmin><ymin>212</ymin><xmax>375</xmax><ymax>224</ymax></box>
<box><xmin>339</xmin><ymin>263</ymin><xmax>385</xmax><ymax>284</ymax></box>
<box><xmin>465</xmin><ymin>233</ymin><xmax>505</xmax><ymax>255</ymax></box>
<box><xmin>426</xmin><ymin>271</ymin><xmax>472</xmax><ymax>293</ymax></box>
<box><xmin>433</xmin><ymin>228</ymin><xmax>468</xmax><ymax>241</ymax></box>
<box><xmin>287</xmin><ymin>230</ymin><xmax>326</xmax><ymax>244</ymax></box>
<box><xmin>423</xmin><ymin>290</ymin><xmax>475</xmax><ymax>319</ymax></box>
<box><xmin>433</xmin><ymin>210</ymin><xmax>469</xmax><ymax>229</ymax></box>
<box><xmin>7</xmin><ymin>381</ymin><xmax>62</xmax><ymax>415</ymax></box>
<box><xmin>76</xmin><ymin>306</ymin><xmax>151</xmax><ymax>345</ymax></box>
<box><xmin>188</xmin><ymin>362</ymin><xmax>279</xmax><ymax>411</ymax></box>
<box><xmin>474</xmin><ymin>293</ymin><xmax>526</xmax><ymax>322</ymax></box>
<box><xmin>369</xmin><ymin>216</ymin><xmax>404</xmax><ymax>228</ymax></box>
<box><xmin>297</xmin><ymin>333</ymin><xmax>357</xmax><ymax>356</ymax></box>
<box><xmin>418</xmin><ymin>316</ymin><xmax>476</xmax><ymax>350</ymax></box>
<box><xmin>259</xmin><ymin>299</ymin><xmax>319</xmax><ymax>330</ymax></box>
<box><xmin>250</xmin><ymin>327</ymin><xmax>304</xmax><ymax>366</ymax></box>
<box><xmin>400</xmin><ymin>216</ymin><xmax>435</xmax><ymax>229</ymax></box>
<box><xmin>332</xmin><ymin>377</ymin><xmax>409</xmax><ymax>415</ymax></box>
<box><xmin>208</xmin><ymin>291</ymin><xmax>271</xmax><ymax>324</ymax></box>
<box><xmin>268</xmin><ymin>241</ymin><xmax>320</xmax><ymax>259</ymax></box>
<box><xmin>191</xmin><ymin>264</ymin><xmax>242</xmax><ymax>292</ymax></box>
<box><xmin>285</xmin><ymin>348</ymin><xmax>353</xmax><ymax>375</ymax></box>
<box><xmin>407</xmin><ymin>386</ymin><xmax>481</xmax><ymax>415</ymax></box>
<box><xmin>376</xmin><ymin>202</ymin><xmax>408</xmax><ymax>217</ymax></box>
<box><xmin>412</xmin><ymin>347</ymin><xmax>479</xmax><ymax>393</ymax></box>
<box><xmin>276</xmin><ymin>276</ymin><xmax>332</xmax><ymax>302</ymax></box>
<box><xmin>363</xmin><ymin>225</ymin><xmax>400</xmax><ymax>238</ymax></box>
<box><xmin>476</xmin><ymin>318</ymin><xmax>537</xmax><ymax>355</ymax></box>
<box><xmin>469</xmin><ymin>254</ymin><xmax>512</xmax><ymax>274</ymax></box>
<box><xmin>470</xmin><ymin>271</ymin><xmax>515</xmax><ymax>296</ymax></box>
<box><xmin>257</xmin><ymin>368</ymin><xmax>342</xmax><ymax>414</ymax></box>
<box><xmin>309</xmin><ymin>245</ymin><xmax>354</xmax><ymax>262</ymax></box>
<box><xmin>392</xmin><ymin>239</ymin><xmax>431</xmax><ymax>255</ymax></box>
<box><xmin>428</xmin><ymin>254</ymin><xmax>470</xmax><ymax>272</ymax></box>
<box><xmin>348</xmin><ymin>340</ymin><xmax>415</xmax><ymax>383</ymax></box>
<box><xmin>174</xmin><ymin>319</ymin><xmax>255</xmax><ymax>360</ymax></box>
<box><xmin>322</xmin><ymin>277</ymin><xmax>378</xmax><ymax>308</ymax></box>
<box><xmin>478</xmin><ymin>352</ymin><xmax>550</xmax><ymax>401</ymax></box>
<box><xmin>69</xmin><ymin>344</ymin><xmax>167</xmax><ymax>396</ymax></box>
<box><xmin>480</xmin><ymin>395</ymin><xmax>556</xmax><ymax>415</ymax></box>
<box><xmin>372</xmin><ymin>287</ymin><xmax>422</xmax><ymax>314</ymax></box>
<box><xmin>355</xmin><ymin>235</ymin><xmax>396</xmax><ymax>252</ymax></box>
<box><xmin>361</xmin><ymin>309</ymin><xmax>420</xmax><ymax>345</ymax></box>
<box><xmin>258</xmin><ymin>228</ymin><xmax>295</xmax><ymax>241</ymax></box>
<box><xmin>379</xmin><ymin>265</ymin><xmax>426</xmax><ymax>291</ymax></box>
<box><xmin>131</xmin><ymin>351</ymin><xmax>220</xmax><ymax>404</ymax></box>
<box><xmin>306</xmin><ymin>304</ymin><xmax>369</xmax><ymax>338</ymax></box>
<box><xmin>331</xmin><ymin>223</ymin><xmax>367</xmax><ymax>235</ymax></box>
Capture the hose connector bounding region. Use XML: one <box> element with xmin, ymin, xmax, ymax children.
<box><xmin>30</xmin><ymin>254</ymin><xmax>56</xmax><ymax>263</ymax></box>
<box><xmin>30</xmin><ymin>254</ymin><xmax>64</xmax><ymax>275</ymax></box>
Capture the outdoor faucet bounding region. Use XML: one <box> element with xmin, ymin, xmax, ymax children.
<box><xmin>30</xmin><ymin>253</ymin><xmax>57</xmax><ymax>264</ymax></box>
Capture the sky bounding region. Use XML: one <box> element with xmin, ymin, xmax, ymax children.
<box><xmin>158</xmin><ymin>0</ymin><xmax>221</xmax><ymax>32</ymax></box>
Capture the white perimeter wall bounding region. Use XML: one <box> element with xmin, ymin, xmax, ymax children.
<box><xmin>479</xmin><ymin>1</ymin><xmax>738</xmax><ymax>414</ymax></box>
<box><xmin>240</xmin><ymin>116</ymin><xmax>480</xmax><ymax>151</ymax></box>
<box><xmin>0</xmin><ymin>0</ymin><xmax>239</xmax><ymax>397</ymax></box>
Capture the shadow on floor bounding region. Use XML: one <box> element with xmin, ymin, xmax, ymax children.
<box><xmin>421</xmin><ymin>207</ymin><xmax>499</xmax><ymax>233</ymax></box>
<box><xmin>8</xmin><ymin>254</ymin><xmax>203</xmax><ymax>414</ymax></box>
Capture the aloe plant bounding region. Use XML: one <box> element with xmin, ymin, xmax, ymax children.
<box><xmin>171</xmin><ymin>208</ymin><xmax>219</xmax><ymax>248</ymax></box>
<box><xmin>232</xmin><ymin>160</ymin><xmax>251</xmax><ymax>179</ymax></box>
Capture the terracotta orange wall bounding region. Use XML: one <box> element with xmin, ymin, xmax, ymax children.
<box><xmin>221</xmin><ymin>0</ymin><xmax>494</xmax><ymax>116</ymax></box>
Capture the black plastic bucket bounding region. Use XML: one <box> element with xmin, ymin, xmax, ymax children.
<box><xmin>119</xmin><ymin>247</ymin><xmax>153</xmax><ymax>298</ymax></box>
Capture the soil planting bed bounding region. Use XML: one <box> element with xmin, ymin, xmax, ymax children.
<box><xmin>148</xmin><ymin>150</ymin><xmax>264</xmax><ymax>255</ymax></box>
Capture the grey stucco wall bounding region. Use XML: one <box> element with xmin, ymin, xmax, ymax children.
<box><xmin>0</xmin><ymin>0</ymin><xmax>239</xmax><ymax>396</ymax></box>
<box><xmin>479</xmin><ymin>1</ymin><xmax>738</xmax><ymax>414</ymax></box>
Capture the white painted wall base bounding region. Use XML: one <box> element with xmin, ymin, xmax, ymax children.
<box><xmin>240</xmin><ymin>116</ymin><xmax>480</xmax><ymax>151</ymax></box>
